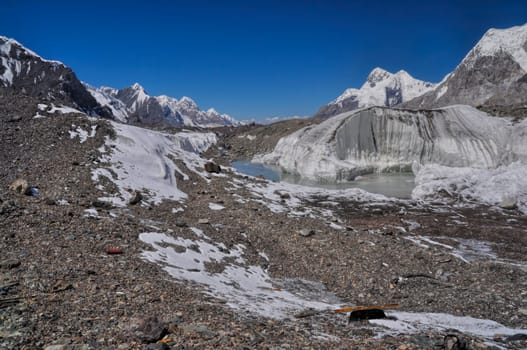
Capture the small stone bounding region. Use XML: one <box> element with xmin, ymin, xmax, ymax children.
<box><xmin>204</xmin><ymin>162</ymin><xmax>221</xmax><ymax>173</ymax></box>
<box><xmin>518</xmin><ymin>308</ymin><xmax>527</xmax><ymax>316</ymax></box>
<box><xmin>45</xmin><ymin>197</ymin><xmax>57</xmax><ymax>205</ymax></box>
<box><xmin>129</xmin><ymin>191</ymin><xmax>143</xmax><ymax>205</ymax></box>
<box><xmin>198</xmin><ymin>219</ymin><xmax>210</xmax><ymax>224</ymax></box>
<box><xmin>44</xmin><ymin>345</ymin><xmax>92</xmax><ymax>350</ymax></box>
<box><xmin>175</xmin><ymin>220</ymin><xmax>188</xmax><ymax>228</ymax></box>
<box><xmin>9</xmin><ymin>179</ymin><xmax>30</xmax><ymax>195</ymax></box>
<box><xmin>8</xmin><ymin>115</ymin><xmax>22</xmax><ymax>122</ymax></box>
<box><xmin>298</xmin><ymin>229</ymin><xmax>315</xmax><ymax>237</ymax></box>
<box><xmin>499</xmin><ymin>196</ymin><xmax>517</xmax><ymax>210</ymax></box>
<box><xmin>0</xmin><ymin>259</ymin><xmax>21</xmax><ymax>269</ymax></box>
<box><xmin>91</xmin><ymin>200</ymin><xmax>113</xmax><ymax>210</ymax></box>
<box><xmin>132</xmin><ymin>315</ymin><xmax>168</xmax><ymax>343</ymax></box>
<box><xmin>180</xmin><ymin>324</ymin><xmax>216</xmax><ymax>340</ymax></box>
<box><xmin>507</xmin><ymin>333</ymin><xmax>527</xmax><ymax>342</ymax></box>
<box><xmin>443</xmin><ymin>334</ymin><xmax>469</xmax><ymax>350</ymax></box>
<box><xmin>145</xmin><ymin>343</ymin><xmax>169</xmax><ymax>350</ymax></box>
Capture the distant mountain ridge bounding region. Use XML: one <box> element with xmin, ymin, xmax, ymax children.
<box><xmin>0</xmin><ymin>35</ymin><xmax>238</xmax><ymax>127</ymax></box>
<box><xmin>85</xmin><ymin>83</ymin><xmax>238</xmax><ymax>127</ymax></box>
<box><xmin>313</xmin><ymin>68</ymin><xmax>435</xmax><ymax>118</ymax></box>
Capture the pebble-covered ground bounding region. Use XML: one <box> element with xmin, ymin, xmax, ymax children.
<box><xmin>1</xmin><ymin>102</ymin><xmax>527</xmax><ymax>349</ymax></box>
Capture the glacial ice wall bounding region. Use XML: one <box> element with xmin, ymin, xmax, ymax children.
<box><xmin>256</xmin><ymin>105</ymin><xmax>526</xmax><ymax>181</ymax></box>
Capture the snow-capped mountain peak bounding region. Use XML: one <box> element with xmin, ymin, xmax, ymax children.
<box><xmin>315</xmin><ymin>67</ymin><xmax>436</xmax><ymax>118</ymax></box>
<box><xmin>366</xmin><ymin>67</ymin><xmax>392</xmax><ymax>85</ymax></box>
<box><xmin>131</xmin><ymin>82</ymin><xmax>145</xmax><ymax>91</ymax></box>
<box><xmin>206</xmin><ymin>108</ymin><xmax>218</xmax><ymax>115</ymax></box>
<box><xmin>177</xmin><ymin>96</ymin><xmax>198</xmax><ymax>109</ymax></box>
<box><xmin>465</xmin><ymin>23</ymin><xmax>527</xmax><ymax>72</ymax></box>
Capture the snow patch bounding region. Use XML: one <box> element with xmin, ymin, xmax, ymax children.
<box><xmin>49</xmin><ymin>104</ymin><xmax>83</xmax><ymax>114</ymax></box>
<box><xmin>208</xmin><ymin>203</ymin><xmax>225</xmax><ymax>211</ymax></box>
<box><xmin>372</xmin><ymin>311</ymin><xmax>527</xmax><ymax>343</ymax></box>
<box><xmin>435</xmin><ymin>85</ymin><xmax>448</xmax><ymax>100</ymax></box>
<box><xmin>69</xmin><ymin>125</ymin><xmax>96</xmax><ymax>143</ymax></box>
<box><xmin>92</xmin><ymin>121</ymin><xmax>216</xmax><ymax>206</ymax></box>
<box><xmin>140</xmin><ymin>231</ymin><xmax>343</xmax><ymax>319</ymax></box>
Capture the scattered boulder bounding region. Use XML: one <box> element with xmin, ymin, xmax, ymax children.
<box><xmin>129</xmin><ymin>190</ymin><xmax>143</xmax><ymax>205</ymax></box>
<box><xmin>443</xmin><ymin>334</ymin><xmax>469</xmax><ymax>350</ymax></box>
<box><xmin>43</xmin><ymin>345</ymin><xmax>92</xmax><ymax>350</ymax></box>
<box><xmin>9</xmin><ymin>179</ymin><xmax>30</xmax><ymax>195</ymax></box>
<box><xmin>0</xmin><ymin>259</ymin><xmax>21</xmax><ymax>269</ymax></box>
<box><xmin>298</xmin><ymin>229</ymin><xmax>315</xmax><ymax>237</ymax></box>
<box><xmin>204</xmin><ymin>161</ymin><xmax>221</xmax><ymax>173</ymax></box>
<box><xmin>44</xmin><ymin>197</ymin><xmax>57</xmax><ymax>205</ymax></box>
<box><xmin>132</xmin><ymin>315</ymin><xmax>168</xmax><ymax>343</ymax></box>
<box><xmin>175</xmin><ymin>220</ymin><xmax>188</xmax><ymax>228</ymax></box>
<box><xmin>348</xmin><ymin>309</ymin><xmax>386</xmax><ymax>322</ymax></box>
<box><xmin>274</xmin><ymin>190</ymin><xmax>291</xmax><ymax>200</ymax></box>
<box><xmin>91</xmin><ymin>199</ymin><xmax>113</xmax><ymax>210</ymax></box>
<box><xmin>145</xmin><ymin>343</ymin><xmax>170</xmax><ymax>350</ymax></box>
<box><xmin>8</xmin><ymin>115</ymin><xmax>22</xmax><ymax>122</ymax></box>
<box><xmin>507</xmin><ymin>333</ymin><xmax>527</xmax><ymax>342</ymax></box>
<box><xmin>499</xmin><ymin>196</ymin><xmax>517</xmax><ymax>210</ymax></box>
<box><xmin>198</xmin><ymin>219</ymin><xmax>210</xmax><ymax>225</ymax></box>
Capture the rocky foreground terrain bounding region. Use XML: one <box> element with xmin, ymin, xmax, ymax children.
<box><xmin>1</xmin><ymin>96</ymin><xmax>527</xmax><ymax>350</ymax></box>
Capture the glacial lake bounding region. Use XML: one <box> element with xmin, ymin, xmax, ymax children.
<box><xmin>231</xmin><ymin>161</ymin><xmax>415</xmax><ymax>199</ymax></box>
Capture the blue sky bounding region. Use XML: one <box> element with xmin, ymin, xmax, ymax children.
<box><xmin>1</xmin><ymin>0</ymin><xmax>526</xmax><ymax>120</ymax></box>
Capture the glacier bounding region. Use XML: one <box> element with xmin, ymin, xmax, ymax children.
<box><xmin>256</xmin><ymin>105</ymin><xmax>527</xmax><ymax>211</ymax></box>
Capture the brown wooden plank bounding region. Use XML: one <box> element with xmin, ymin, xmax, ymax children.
<box><xmin>334</xmin><ymin>303</ymin><xmax>399</xmax><ymax>314</ymax></box>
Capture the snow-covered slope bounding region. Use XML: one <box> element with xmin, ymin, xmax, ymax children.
<box><xmin>256</xmin><ymin>105</ymin><xmax>527</xmax><ymax>181</ymax></box>
<box><xmin>405</xmin><ymin>23</ymin><xmax>527</xmax><ymax>108</ymax></box>
<box><xmin>82</xmin><ymin>83</ymin><xmax>129</xmax><ymax>122</ymax></box>
<box><xmin>314</xmin><ymin>68</ymin><xmax>435</xmax><ymax>118</ymax></box>
<box><xmin>92</xmin><ymin>121</ymin><xmax>217</xmax><ymax>206</ymax></box>
<box><xmin>88</xmin><ymin>83</ymin><xmax>239</xmax><ymax>127</ymax></box>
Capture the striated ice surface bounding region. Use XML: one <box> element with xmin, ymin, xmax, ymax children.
<box><xmin>257</xmin><ymin>105</ymin><xmax>526</xmax><ymax>182</ymax></box>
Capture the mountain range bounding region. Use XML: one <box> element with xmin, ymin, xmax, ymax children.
<box><xmin>0</xmin><ymin>36</ymin><xmax>238</xmax><ymax>127</ymax></box>
<box><xmin>314</xmin><ymin>23</ymin><xmax>527</xmax><ymax>118</ymax></box>
<box><xmin>2</xmin><ymin>22</ymin><xmax>527</xmax><ymax>125</ymax></box>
